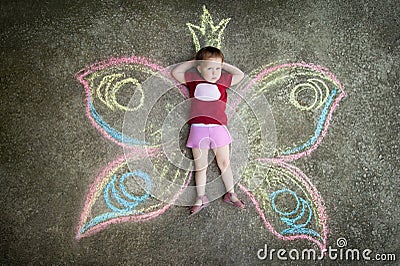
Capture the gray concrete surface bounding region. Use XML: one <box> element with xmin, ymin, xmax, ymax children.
<box><xmin>1</xmin><ymin>0</ymin><xmax>399</xmax><ymax>265</ymax></box>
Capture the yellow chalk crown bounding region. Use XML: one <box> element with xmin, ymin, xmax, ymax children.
<box><xmin>186</xmin><ymin>6</ymin><xmax>231</xmax><ymax>52</ymax></box>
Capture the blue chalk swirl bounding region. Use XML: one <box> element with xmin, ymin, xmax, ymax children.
<box><xmin>270</xmin><ymin>189</ymin><xmax>321</xmax><ymax>239</ymax></box>
<box><xmin>104</xmin><ymin>171</ymin><xmax>151</xmax><ymax>212</ymax></box>
<box><xmin>88</xmin><ymin>95</ymin><xmax>149</xmax><ymax>145</ymax></box>
<box><xmin>79</xmin><ymin>170</ymin><xmax>152</xmax><ymax>234</ymax></box>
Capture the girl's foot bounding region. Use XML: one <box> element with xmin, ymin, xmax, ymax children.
<box><xmin>223</xmin><ymin>192</ymin><xmax>245</xmax><ymax>209</ymax></box>
<box><xmin>189</xmin><ymin>195</ymin><xmax>209</xmax><ymax>215</ymax></box>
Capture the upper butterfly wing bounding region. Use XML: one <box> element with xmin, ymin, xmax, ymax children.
<box><xmin>233</xmin><ymin>62</ymin><xmax>347</xmax><ymax>162</ymax></box>
<box><xmin>75</xmin><ymin>56</ymin><xmax>188</xmax><ymax>148</ymax></box>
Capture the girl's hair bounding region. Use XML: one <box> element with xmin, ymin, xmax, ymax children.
<box><xmin>195</xmin><ymin>46</ymin><xmax>224</xmax><ymax>62</ymax></box>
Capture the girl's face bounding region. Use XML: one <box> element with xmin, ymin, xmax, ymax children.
<box><xmin>197</xmin><ymin>57</ymin><xmax>223</xmax><ymax>83</ymax></box>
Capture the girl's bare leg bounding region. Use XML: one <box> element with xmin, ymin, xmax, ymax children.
<box><xmin>192</xmin><ymin>148</ymin><xmax>209</xmax><ymax>205</ymax></box>
<box><xmin>213</xmin><ymin>145</ymin><xmax>241</xmax><ymax>203</ymax></box>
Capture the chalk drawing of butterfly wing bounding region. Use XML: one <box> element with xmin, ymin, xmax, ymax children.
<box><xmin>238</xmin><ymin>62</ymin><xmax>347</xmax><ymax>162</ymax></box>
<box><xmin>239</xmin><ymin>160</ymin><xmax>327</xmax><ymax>251</ymax></box>
<box><xmin>228</xmin><ymin>62</ymin><xmax>347</xmax><ymax>251</ymax></box>
<box><xmin>75</xmin><ymin>57</ymin><xmax>193</xmax><ymax>239</ymax></box>
<box><xmin>76</xmin><ymin>152</ymin><xmax>192</xmax><ymax>239</ymax></box>
<box><xmin>75</xmin><ymin>56</ymin><xmax>187</xmax><ymax>148</ymax></box>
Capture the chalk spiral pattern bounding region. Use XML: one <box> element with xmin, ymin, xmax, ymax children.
<box><xmin>290</xmin><ymin>78</ymin><xmax>330</xmax><ymax>111</ymax></box>
<box><xmin>270</xmin><ymin>189</ymin><xmax>321</xmax><ymax>239</ymax></box>
<box><xmin>104</xmin><ymin>171</ymin><xmax>151</xmax><ymax>212</ymax></box>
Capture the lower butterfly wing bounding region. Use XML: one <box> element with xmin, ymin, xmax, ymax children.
<box><xmin>239</xmin><ymin>160</ymin><xmax>327</xmax><ymax>252</ymax></box>
<box><xmin>76</xmin><ymin>152</ymin><xmax>192</xmax><ymax>239</ymax></box>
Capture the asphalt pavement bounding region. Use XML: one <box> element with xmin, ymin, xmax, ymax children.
<box><xmin>1</xmin><ymin>0</ymin><xmax>399</xmax><ymax>265</ymax></box>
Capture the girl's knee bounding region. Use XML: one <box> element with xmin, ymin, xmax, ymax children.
<box><xmin>217</xmin><ymin>159</ymin><xmax>230</xmax><ymax>171</ymax></box>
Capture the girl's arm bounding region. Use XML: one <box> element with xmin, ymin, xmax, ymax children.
<box><xmin>171</xmin><ymin>60</ymin><xmax>197</xmax><ymax>84</ymax></box>
<box><xmin>222</xmin><ymin>63</ymin><xmax>244</xmax><ymax>86</ymax></box>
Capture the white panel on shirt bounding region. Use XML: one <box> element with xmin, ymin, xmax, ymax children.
<box><xmin>191</xmin><ymin>123</ymin><xmax>220</xmax><ymax>127</ymax></box>
<box><xmin>194</xmin><ymin>83</ymin><xmax>221</xmax><ymax>101</ymax></box>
